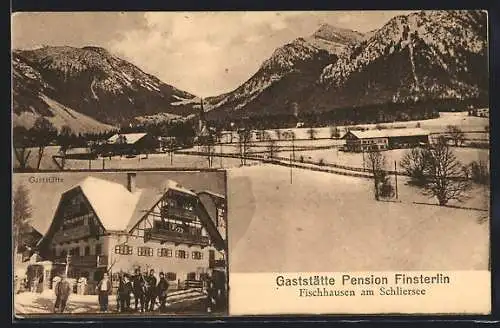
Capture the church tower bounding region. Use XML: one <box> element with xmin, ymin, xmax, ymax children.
<box><xmin>198</xmin><ymin>98</ymin><xmax>206</xmax><ymax>134</ymax></box>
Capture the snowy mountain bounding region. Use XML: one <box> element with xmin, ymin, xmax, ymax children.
<box><xmin>12</xmin><ymin>46</ymin><xmax>199</xmax><ymax>131</ymax></box>
<box><xmin>315</xmin><ymin>10</ymin><xmax>488</xmax><ymax>110</ymax></box>
<box><xmin>206</xmin><ymin>24</ymin><xmax>363</xmax><ymax>120</ymax></box>
<box><xmin>207</xmin><ymin>10</ymin><xmax>487</xmax><ymax>122</ymax></box>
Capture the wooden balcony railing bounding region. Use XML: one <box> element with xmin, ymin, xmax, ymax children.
<box><xmin>145</xmin><ymin>228</ymin><xmax>210</xmax><ymax>247</ymax></box>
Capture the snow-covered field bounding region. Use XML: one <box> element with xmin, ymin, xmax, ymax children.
<box><xmin>13</xmin><ymin>146</ymin><xmax>259</xmax><ymax>171</ymax></box>
<box><xmin>219</xmin><ymin>111</ymin><xmax>489</xmax><ymax>142</ymax></box>
<box><xmin>227</xmin><ymin>165</ymin><xmax>489</xmax><ymax>273</ymax></box>
<box><xmin>278</xmin><ymin>147</ymin><xmax>490</xmax><ymax>171</ymax></box>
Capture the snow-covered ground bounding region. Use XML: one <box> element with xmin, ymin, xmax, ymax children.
<box><xmin>227</xmin><ymin>165</ymin><xmax>489</xmax><ymax>273</ymax></box>
<box><xmin>218</xmin><ymin>111</ymin><xmax>489</xmax><ymax>142</ymax></box>
<box><xmin>14</xmin><ymin>288</ymin><xmax>208</xmax><ymax>315</ymax></box>
<box><xmin>278</xmin><ymin>147</ymin><xmax>490</xmax><ymax>171</ymax></box>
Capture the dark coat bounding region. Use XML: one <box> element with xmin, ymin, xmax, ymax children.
<box><xmin>146</xmin><ymin>275</ymin><xmax>157</xmax><ymax>294</ymax></box>
<box><xmin>119</xmin><ymin>281</ymin><xmax>133</xmax><ymax>297</ymax></box>
<box><xmin>132</xmin><ymin>274</ymin><xmax>145</xmax><ymax>293</ymax></box>
<box><xmin>157</xmin><ymin>278</ymin><xmax>169</xmax><ymax>297</ymax></box>
<box><xmin>55</xmin><ymin>280</ymin><xmax>71</xmax><ymax>300</ymax></box>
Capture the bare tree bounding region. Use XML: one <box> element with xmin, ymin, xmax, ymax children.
<box><xmin>400</xmin><ymin>147</ymin><xmax>430</xmax><ymax>186</ymax></box>
<box><xmin>367</xmin><ymin>149</ymin><xmax>387</xmax><ymax>201</ymax></box>
<box><xmin>423</xmin><ymin>136</ymin><xmax>471</xmax><ymax>206</ymax></box>
<box><xmin>237</xmin><ymin>129</ymin><xmax>252</xmax><ymax>166</ymax></box>
<box><xmin>201</xmin><ymin>135</ymin><xmax>216</xmax><ymax>168</ymax></box>
<box><xmin>13</xmin><ymin>126</ymin><xmax>32</xmax><ymax>171</ymax></box>
<box><xmin>275</xmin><ymin>129</ymin><xmax>282</xmax><ymax>141</ymax></box>
<box><xmin>58</xmin><ymin>125</ymin><xmax>74</xmax><ymax>170</ymax></box>
<box><xmin>307</xmin><ymin>127</ymin><xmax>317</xmax><ymax>140</ymax></box>
<box><xmin>329</xmin><ymin>126</ymin><xmax>340</xmax><ymax>139</ymax></box>
<box><xmin>446</xmin><ymin>125</ymin><xmax>465</xmax><ymax>146</ymax></box>
<box><xmin>31</xmin><ymin>117</ymin><xmax>57</xmax><ymax>170</ymax></box>
<box><xmin>13</xmin><ymin>184</ymin><xmax>32</xmax><ymax>261</ymax></box>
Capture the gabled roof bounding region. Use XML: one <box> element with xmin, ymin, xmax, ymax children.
<box><xmin>107</xmin><ymin>133</ymin><xmax>148</xmax><ymax>144</ymax></box>
<box><xmin>79</xmin><ymin>177</ymin><xmax>143</xmax><ymax>231</ymax></box>
<box><xmin>126</xmin><ymin>180</ymin><xmax>198</xmax><ymax>231</ymax></box>
<box><xmin>345</xmin><ymin>128</ymin><xmax>430</xmax><ymax>139</ymax></box>
<box><xmin>41</xmin><ymin>176</ymin><xmax>225</xmax><ymax>249</ymax></box>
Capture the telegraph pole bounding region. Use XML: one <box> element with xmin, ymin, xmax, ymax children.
<box><xmin>290</xmin><ymin>154</ymin><xmax>293</xmax><ymax>184</ymax></box>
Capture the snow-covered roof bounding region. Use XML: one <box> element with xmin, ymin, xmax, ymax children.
<box><xmin>107</xmin><ymin>133</ymin><xmax>148</xmax><ymax>144</ymax></box>
<box><xmin>197</xmin><ymin>190</ymin><xmax>225</xmax><ymax>200</ymax></box>
<box><xmin>68</xmin><ymin>177</ymin><xmax>198</xmax><ymax>232</ymax></box>
<box><xmin>78</xmin><ymin>177</ymin><xmax>143</xmax><ymax>231</ymax></box>
<box><xmin>38</xmin><ymin>175</ymin><xmax>226</xmax><ymax>250</ymax></box>
<box><xmin>347</xmin><ymin>128</ymin><xmax>430</xmax><ymax>139</ymax></box>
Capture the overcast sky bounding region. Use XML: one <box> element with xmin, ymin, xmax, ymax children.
<box><xmin>12</xmin><ymin>11</ymin><xmax>413</xmax><ymax>97</ymax></box>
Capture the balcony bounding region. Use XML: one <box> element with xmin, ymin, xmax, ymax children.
<box><xmin>52</xmin><ymin>225</ymin><xmax>91</xmax><ymax>244</ymax></box>
<box><xmin>145</xmin><ymin>228</ymin><xmax>210</xmax><ymax>247</ymax></box>
<box><xmin>163</xmin><ymin>206</ymin><xmax>198</xmax><ymax>221</ymax></box>
<box><xmin>209</xmin><ymin>259</ymin><xmax>226</xmax><ymax>269</ymax></box>
<box><xmin>53</xmin><ymin>255</ymin><xmax>108</xmax><ymax>268</ymax></box>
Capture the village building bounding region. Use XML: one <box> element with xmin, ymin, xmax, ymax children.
<box><xmin>99</xmin><ymin>132</ymin><xmax>158</xmax><ymax>156</ymax></box>
<box><xmin>342</xmin><ymin>128</ymin><xmax>430</xmax><ymax>152</ymax></box>
<box><xmin>36</xmin><ymin>173</ymin><xmax>227</xmax><ymax>294</ymax></box>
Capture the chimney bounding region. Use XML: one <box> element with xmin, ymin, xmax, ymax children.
<box><xmin>127</xmin><ymin>173</ymin><xmax>137</xmax><ymax>193</ymax></box>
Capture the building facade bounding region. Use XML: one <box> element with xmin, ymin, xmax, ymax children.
<box><xmin>37</xmin><ymin>173</ymin><xmax>226</xmax><ymax>293</ymax></box>
<box><xmin>99</xmin><ymin>133</ymin><xmax>158</xmax><ymax>156</ymax></box>
<box><xmin>343</xmin><ymin>128</ymin><xmax>430</xmax><ymax>152</ymax></box>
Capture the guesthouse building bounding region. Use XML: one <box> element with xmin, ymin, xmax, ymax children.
<box><xmin>36</xmin><ymin>173</ymin><xmax>227</xmax><ymax>293</ymax></box>
<box><xmin>342</xmin><ymin>128</ymin><xmax>430</xmax><ymax>152</ymax></box>
<box><xmin>100</xmin><ymin>132</ymin><xmax>158</xmax><ymax>156</ymax></box>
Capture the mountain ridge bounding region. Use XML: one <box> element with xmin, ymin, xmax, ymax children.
<box><xmin>12</xmin><ymin>45</ymin><xmax>200</xmax><ymax>131</ymax></box>
<box><xmin>206</xmin><ymin>10</ymin><xmax>488</xmax><ymax>123</ymax></box>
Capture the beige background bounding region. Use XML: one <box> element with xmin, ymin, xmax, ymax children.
<box><xmin>230</xmin><ymin>271</ymin><xmax>491</xmax><ymax>315</ymax></box>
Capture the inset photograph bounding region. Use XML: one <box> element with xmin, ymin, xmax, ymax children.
<box><xmin>13</xmin><ymin>171</ymin><xmax>227</xmax><ymax>316</ymax></box>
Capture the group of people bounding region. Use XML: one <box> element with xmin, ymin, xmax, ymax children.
<box><xmin>51</xmin><ymin>269</ymin><xmax>225</xmax><ymax>314</ymax></box>
<box><xmin>114</xmin><ymin>269</ymin><xmax>170</xmax><ymax>313</ymax></box>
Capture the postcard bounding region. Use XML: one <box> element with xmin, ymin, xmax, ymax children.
<box><xmin>12</xmin><ymin>10</ymin><xmax>490</xmax><ymax>317</ymax></box>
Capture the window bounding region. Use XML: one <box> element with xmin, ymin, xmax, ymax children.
<box><xmin>84</xmin><ymin>246</ymin><xmax>90</xmax><ymax>256</ymax></box>
<box><xmin>187</xmin><ymin>272</ymin><xmax>196</xmax><ymax>280</ymax></box>
<box><xmin>138</xmin><ymin>247</ymin><xmax>154</xmax><ymax>257</ymax></box>
<box><xmin>158</xmin><ymin>248</ymin><xmax>172</xmax><ymax>257</ymax></box>
<box><xmin>95</xmin><ymin>244</ymin><xmax>102</xmax><ymax>255</ymax></box>
<box><xmin>175</xmin><ymin>250</ymin><xmax>188</xmax><ymax>259</ymax></box>
<box><xmin>115</xmin><ymin>245</ymin><xmax>133</xmax><ymax>255</ymax></box>
<box><xmin>192</xmin><ymin>251</ymin><xmax>203</xmax><ymax>260</ymax></box>
<box><xmin>72</xmin><ymin>247</ymin><xmax>80</xmax><ymax>256</ymax></box>
<box><xmin>166</xmin><ymin>272</ymin><xmax>177</xmax><ymax>281</ymax></box>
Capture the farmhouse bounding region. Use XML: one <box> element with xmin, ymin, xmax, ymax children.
<box><xmin>100</xmin><ymin>132</ymin><xmax>158</xmax><ymax>155</ymax></box>
<box><xmin>36</xmin><ymin>173</ymin><xmax>226</xmax><ymax>293</ymax></box>
<box><xmin>342</xmin><ymin>128</ymin><xmax>430</xmax><ymax>152</ymax></box>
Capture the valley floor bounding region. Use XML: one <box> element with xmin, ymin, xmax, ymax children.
<box><xmin>228</xmin><ymin>165</ymin><xmax>489</xmax><ymax>273</ymax></box>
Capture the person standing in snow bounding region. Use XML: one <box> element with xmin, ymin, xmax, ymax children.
<box><xmin>118</xmin><ymin>274</ymin><xmax>133</xmax><ymax>313</ymax></box>
<box><xmin>156</xmin><ymin>272</ymin><xmax>169</xmax><ymax>312</ymax></box>
<box><xmin>54</xmin><ymin>275</ymin><xmax>71</xmax><ymax>313</ymax></box>
<box><xmin>96</xmin><ymin>272</ymin><xmax>112</xmax><ymax>312</ymax></box>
